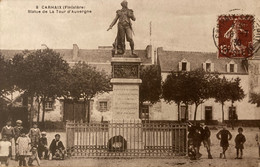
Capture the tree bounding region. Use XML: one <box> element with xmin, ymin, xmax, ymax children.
<box><xmin>139</xmin><ymin>65</ymin><xmax>162</xmax><ymax>116</ymax></box>
<box><xmin>162</xmin><ymin>69</ymin><xmax>217</xmax><ymax>122</ymax></box>
<box><xmin>187</xmin><ymin>69</ymin><xmax>217</xmax><ymax>121</ymax></box>
<box><xmin>228</xmin><ymin>77</ymin><xmax>245</xmax><ymax>129</ymax></box>
<box><xmin>162</xmin><ymin>71</ymin><xmax>190</xmax><ymax>121</ymax></box>
<box><xmin>14</xmin><ymin>49</ymin><xmax>70</xmax><ymax>124</ymax></box>
<box><xmin>249</xmin><ymin>92</ymin><xmax>260</xmax><ymax>107</ymax></box>
<box><xmin>213</xmin><ymin>77</ymin><xmax>245</xmax><ymax>123</ymax></box>
<box><xmin>212</xmin><ymin>76</ymin><xmax>232</xmax><ymax>123</ymax></box>
<box><xmin>67</xmin><ymin>62</ymin><xmax>111</xmax><ymax>123</ymax></box>
<box><xmin>0</xmin><ymin>54</ymin><xmax>13</xmax><ymax>100</ymax></box>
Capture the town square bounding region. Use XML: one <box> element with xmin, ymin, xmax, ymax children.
<box><xmin>1</xmin><ymin>0</ymin><xmax>260</xmax><ymax>166</ymax></box>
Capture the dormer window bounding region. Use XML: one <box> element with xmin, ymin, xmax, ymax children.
<box><xmin>182</xmin><ymin>62</ymin><xmax>187</xmax><ymax>71</ymax></box>
<box><xmin>178</xmin><ymin>59</ymin><xmax>190</xmax><ymax>71</ymax></box>
<box><xmin>230</xmin><ymin>64</ymin><xmax>234</xmax><ymax>72</ymax></box>
<box><xmin>203</xmin><ymin>60</ymin><xmax>214</xmax><ymax>72</ymax></box>
<box><xmin>227</xmin><ymin>60</ymin><xmax>237</xmax><ymax>73</ymax></box>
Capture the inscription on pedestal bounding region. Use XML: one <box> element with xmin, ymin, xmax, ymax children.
<box><xmin>112</xmin><ymin>84</ymin><xmax>139</xmax><ymax>120</ymax></box>
<box><xmin>113</xmin><ymin>64</ymin><xmax>139</xmax><ymax>79</ymax></box>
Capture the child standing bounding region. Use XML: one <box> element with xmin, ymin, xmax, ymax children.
<box><xmin>216</xmin><ymin>124</ymin><xmax>232</xmax><ymax>159</ymax></box>
<box><xmin>28</xmin><ymin>123</ymin><xmax>41</xmax><ymax>147</ymax></box>
<box><xmin>193</xmin><ymin>128</ymin><xmax>202</xmax><ymax>160</ymax></box>
<box><xmin>1</xmin><ymin>120</ymin><xmax>15</xmax><ymax>160</ymax></box>
<box><xmin>0</xmin><ymin>135</ymin><xmax>11</xmax><ymax>166</ymax></box>
<box><xmin>14</xmin><ymin>120</ymin><xmax>24</xmax><ymax>142</ymax></box>
<box><xmin>38</xmin><ymin>132</ymin><xmax>48</xmax><ymax>160</ymax></box>
<box><xmin>255</xmin><ymin>126</ymin><xmax>260</xmax><ymax>159</ymax></box>
<box><xmin>235</xmin><ymin>127</ymin><xmax>246</xmax><ymax>159</ymax></box>
<box><xmin>16</xmin><ymin>129</ymin><xmax>31</xmax><ymax>166</ymax></box>
<box><xmin>14</xmin><ymin>120</ymin><xmax>24</xmax><ymax>160</ymax></box>
<box><xmin>201</xmin><ymin>125</ymin><xmax>213</xmax><ymax>159</ymax></box>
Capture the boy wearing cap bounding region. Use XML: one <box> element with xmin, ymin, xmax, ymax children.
<box><xmin>14</xmin><ymin>120</ymin><xmax>24</xmax><ymax>141</ymax></box>
<box><xmin>49</xmin><ymin>134</ymin><xmax>65</xmax><ymax>160</ymax></box>
<box><xmin>38</xmin><ymin>132</ymin><xmax>48</xmax><ymax>160</ymax></box>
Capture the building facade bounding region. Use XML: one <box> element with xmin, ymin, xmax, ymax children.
<box><xmin>1</xmin><ymin>44</ymin><xmax>260</xmax><ymax>125</ymax></box>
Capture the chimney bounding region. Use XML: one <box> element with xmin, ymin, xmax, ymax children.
<box><xmin>73</xmin><ymin>44</ymin><xmax>79</xmax><ymax>60</ymax></box>
<box><xmin>146</xmin><ymin>45</ymin><xmax>152</xmax><ymax>59</ymax></box>
<box><xmin>41</xmin><ymin>44</ymin><xmax>48</xmax><ymax>52</ymax></box>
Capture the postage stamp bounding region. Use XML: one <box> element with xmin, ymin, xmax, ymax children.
<box><xmin>217</xmin><ymin>15</ymin><xmax>254</xmax><ymax>58</ymax></box>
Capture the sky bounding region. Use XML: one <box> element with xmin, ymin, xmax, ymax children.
<box><xmin>0</xmin><ymin>0</ymin><xmax>260</xmax><ymax>52</ymax></box>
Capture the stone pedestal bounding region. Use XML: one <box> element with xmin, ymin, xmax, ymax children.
<box><xmin>109</xmin><ymin>57</ymin><xmax>143</xmax><ymax>150</ymax></box>
<box><xmin>110</xmin><ymin>57</ymin><xmax>142</xmax><ymax>122</ymax></box>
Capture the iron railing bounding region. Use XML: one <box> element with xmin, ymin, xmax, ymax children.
<box><xmin>66</xmin><ymin>121</ymin><xmax>187</xmax><ymax>158</ymax></box>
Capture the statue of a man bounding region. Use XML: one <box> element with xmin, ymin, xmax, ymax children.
<box><xmin>107</xmin><ymin>0</ymin><xmax>137</xmax><ymax>56</ymax></box>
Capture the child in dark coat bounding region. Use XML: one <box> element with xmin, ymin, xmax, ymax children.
<box><xmin>235</xmin><ymin>127</ymin><xmax>246</xmax><ymax>159</ymax></box>
<box><xmin>216</xmin><ymin>124</ymin><xmax>232</xmax><ymax>159</ymax></box>
<box><xmin>193</xmin><ymin>128</ymin><xmax>202</xmax><ymax>160</ymax></box>
<box><xmin>49</xmin><ymin>134</ymin><xmax>65</xmax><ymax>160</ymax></box>
<box><xmin>38</xmin><ymin>132</ymin><xmax>48</xmax><ymax>160</ymax></box>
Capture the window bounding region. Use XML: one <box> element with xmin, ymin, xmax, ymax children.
<box><xmin>178</xmin><ymin>59</ymin><xmax>190</xmax><ymax>71</ymax></box>
<box><xmin>180</xmin><ymin>105</ymin><xmax>188</xmax><ymax>121</ymax></box>
<box><xmin>230</xmin><ymin>64</ymin><xmax>234</xmax><ymax>72</ymax></box>
<box><xmin>99</xmin><ymin>101</ymin><xmax>108</xmax><ymax>112</ymax></box>
<box><xmin>227</xmin><ymin>61</ymin><xmax>237</xmax><ymax>73</ymax></box>
<box><xmin>182</xmin><ymin>62</ymin><xmax>187</xmax><ymax>71</ymax></box>
<box><xmin>229</xmin><ymin>106</ymin><xmax>237</xmax><ymax>120</ymax></box>
<box><xmin>205</xmin><ymin>106</ymin><xmax>213</xmax><ymax>124</ymax></box>
<box><xmin>140</xmin><ymin>105</ymin><xmax>149</xmax><ymax>120</ymax></box>
<box><xmin>45</xmin><ymin>101</ymin><xmax>53</xmax><ymax>110</ymax></box>
<box><xmin>203</xmin><ymin>60</ymin><xmax>214</xmax><ymax>72</ymax></box>
<box><xmin>206</xmin><ymin>63</ymin><xmax>211</xmax><ymax>72</ymax></box>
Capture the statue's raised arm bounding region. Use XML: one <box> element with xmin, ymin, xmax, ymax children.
<box><xmin>107</xmin><ymin>0</ymin><xmax>137</xmax><ymax>57</ymax></box>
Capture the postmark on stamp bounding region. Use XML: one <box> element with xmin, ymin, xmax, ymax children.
<box><xmin>215</xmin><ymin>14</ymin><xmax>254</xmax><ymax>58</ymax></box>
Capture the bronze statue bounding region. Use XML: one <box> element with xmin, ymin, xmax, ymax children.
<box><xmin>107</xmin><ymin>0</ymin><xmax>137</xmax><ymax>57</ymax></box>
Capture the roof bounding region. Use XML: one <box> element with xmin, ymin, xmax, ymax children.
<box><xmin>0</xmin><ymin>47</ymin><xmax>152</xmax><ymax>75</ymax></box>
<box><xmin>157</xmin><ymin>47</ymin><xmax>247</xmax><ymax>74</ymax></box>
<box><xmin>76</xmin><ymin>49</ymin><xmax>151</xmax><ymax>64</ymax></box>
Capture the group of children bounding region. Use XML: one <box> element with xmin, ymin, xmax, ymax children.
<box><xmin>0</xmin><ymin>120</ymin><xmax>65</xmax><ymax>166</ymax></box>
<box><xmin>188</xmin><ymin>123</ymin><xmax>247</xmax><ymax>160</ymax></box>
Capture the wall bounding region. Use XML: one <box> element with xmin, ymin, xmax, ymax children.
<box><xmin>151</xmin><ymin>72</ymin><xmax>260</xmax><ymax>122</ymax></box>
<box><xmin>32</xmin><ymin>99</ymin><xmax>63</xmax><ymax>122</ymax></box>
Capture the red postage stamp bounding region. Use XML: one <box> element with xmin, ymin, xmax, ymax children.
<box><xmin>218</xmin><ymin>15</ymin><xmax>254</xmax><ymax>58</ymax></box>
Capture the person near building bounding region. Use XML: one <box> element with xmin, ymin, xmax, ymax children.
<box><xmin>16</xmin><ymin>129</ymin><xmax>31</xmax><ymax>166</ymax></box>
<box><xmin>0</xmin><ymin>135</ymin><xmax>11</xmax><ymax>166</ymax></box>
<box><xmin>28</xmin><ymin>123</ymin><xmax>41</xmax><ymax>147</ymax></box>
<box><xmin>38</xmin><ymin>132</ymin><xmax>48</xmax><ymax>160</ymax></box>
<box><xmin>49</xmin><ymin>134</ymin><xmax>65</xmax><ymax>160</ymax></box>
<box><xmin>201</xmin><ymin>124</ymin><xmax>213</xmax><ymax>159</ymax></box>
<box><xmin>14</xmin><ymin>120</ymin><xmax>24</xmax><ymax>160</ymax></box>
<box><xmin>216</xmin><ymin>124</ymin><xmax>232</xmax><ymax>159</ymax></box>
<box><xmin>193</xmin><ymin>127</ymin><xmax>202</xmax><ymax>160</ymax></box>
<box><xmin>235</xmin><ymin>127</ymin><xmax>246</xmax><ymax>159</ymax></box>
<box><xmin>1</xmin><ymin>120</ymin><xmax>15</xmax><ymax>160</ymax></box>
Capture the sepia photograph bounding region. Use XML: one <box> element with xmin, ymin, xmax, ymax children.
<box><xmin>0</xmin><ymin>0</ymin><xmax>260</xmax><ymax>166</ymax></box>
